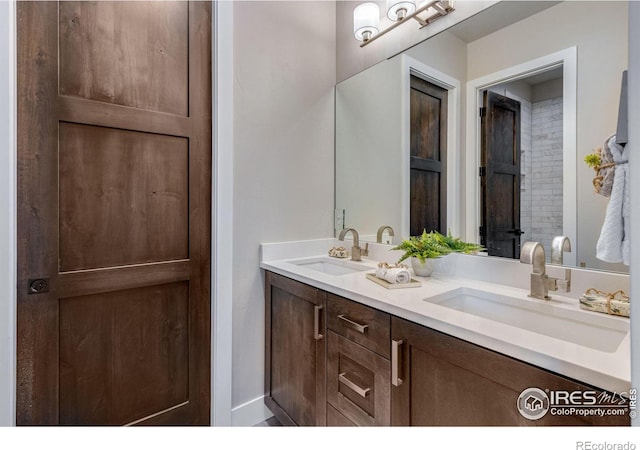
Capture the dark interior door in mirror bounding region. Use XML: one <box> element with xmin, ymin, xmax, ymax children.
<box><xmin>480</xmin><ymin>91</ymin><xmax>522</xmax><ymax>259</ymax></box>
<box><xmin>410</xmin><ymin>75</ymin><xmax>447</xmax><ymax>236</ymax></box>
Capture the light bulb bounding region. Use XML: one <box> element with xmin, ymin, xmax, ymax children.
<box><xmin>353</xmin><ymin>3</ymin><xmax>380</xmax><ymax>42</ymax></box>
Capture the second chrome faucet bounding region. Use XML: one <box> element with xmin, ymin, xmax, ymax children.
<box><xmin>520</xmin><ymin>238</ymin><xmax>572</xmax><ymax>300</ymax></box>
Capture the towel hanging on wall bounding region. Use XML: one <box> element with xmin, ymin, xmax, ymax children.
<box><xmin>596</xmin><ymin>135</ymin><xmax>629</xmax><ymax>266</ymax></box>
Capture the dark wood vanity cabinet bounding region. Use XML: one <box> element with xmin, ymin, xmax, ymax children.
<box><xmin>391</xmin><ymin>317</ymin><xmax>630</xmax><ymax>426</ymax></box>
<box><xmin>264</xmin><ymin>272</ymin><xmax>326</xmax><ymax>426</ymax></box>
<box><xmin>264</xmin><ymin>271</ymin><xmax>630</xmax><ymax>427</ymax></box>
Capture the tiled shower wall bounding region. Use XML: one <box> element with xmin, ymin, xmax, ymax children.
<box><xmin>529</xmin><ymin>97</ymin><xmax>563</xmax><ymax>254</ymax></box>
<box><xmin>509</xmin><ymin>92</ymin><xmax>533</xmax><ymax>242</ymax></box>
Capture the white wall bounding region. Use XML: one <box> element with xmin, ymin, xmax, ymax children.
<box><xmin>335</xmin><ymin>57</ymin><xmax>403</xmax><ymax>241</ymax></box>
<box><xmin>467</xmin><ymin>1</ymin><xmax>629</xmax><ymax>272</ymax></box>
<box><xmin>232</xmin><ymin>1</ymin><xmax>336</xmax><ymax>425</ymax></box>
<box><xmin>0</xmin><ymin>0</ymin><xmax>16</xmax><ymax>427</ymax></box>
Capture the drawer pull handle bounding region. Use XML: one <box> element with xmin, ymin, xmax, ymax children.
<box><xmin>337</xmin><ymin>314</ymin><xmax>369</xmax><ymax>333</ymax></box>
<box><xmin>314</xmin><ymin>305</ymin><xmax>323</xmax><ymax>340</ymax></box>
<box><xmin>391</xmin><ymin>339</ymin><xmax>403</xmax><ymax>387</ymax></box>
<box><xmin>338</xmin><ymin>372</ymin><xmax>370</xmax><ymax>398</ymax></box>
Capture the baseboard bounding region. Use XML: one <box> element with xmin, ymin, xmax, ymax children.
<box><xmin>231</xmin><ymin>395</ymin><xmax>273</xmax><ymax>426</ymax></box>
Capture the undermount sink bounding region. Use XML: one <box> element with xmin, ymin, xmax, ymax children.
<box><xmin>291</xmin><ymin>256</ymin><xmax>372</xmax><ymax>276</ymax></box>
<box><xmin>424</xmin><ymin>287</ymin><xmax>628</xmax><ymax>353</ymax></box>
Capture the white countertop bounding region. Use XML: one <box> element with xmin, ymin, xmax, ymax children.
<box><xmin>260</xmin><ymin>238</ymin><xmax>631</xmax><ymax>394</ymax></box>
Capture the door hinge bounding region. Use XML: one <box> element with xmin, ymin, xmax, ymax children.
<box><xmin>479</xmin><ymin>166</ymin><xmax>486</xmax><ymax>177</ymax></box>
<box><xmin>479</xmin><ymin>107</ymin><xmax>486</xmax><ymax>117</ymax></box>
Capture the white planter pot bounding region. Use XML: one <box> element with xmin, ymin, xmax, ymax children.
<box><xmin>411</xmin><ymin>257</ymin><xmax>436</xmax><ymax>277</ymax></box>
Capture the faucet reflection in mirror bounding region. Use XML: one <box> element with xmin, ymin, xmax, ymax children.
<box><xmin>353</xmin><ymin>0</ymin><xmax>455</xmax><ymax>46</ymax></box>
<box><xmin>376</xmin><ymin>225</ymin><xmax>395</xmax><ymax>244</ymax></box>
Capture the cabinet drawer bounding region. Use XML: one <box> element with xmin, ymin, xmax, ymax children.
<box><xmin>327</xmin><ymin>404</ymin><xmax>357</xmax><ymax>427</ymax></box>
<box><xmin>327</xmin><ymin>293</ymin><xmax>390</xmax><ymax>358</ymax></box>
<box><xmin>327</xmin><ymin>331</ymin><xmax>390</xmax><ymax>426</ymax></box>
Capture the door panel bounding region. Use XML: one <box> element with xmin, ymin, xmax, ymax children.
<box><xmin>410</xmin><ymin>170</ymin><xmax>441</xmax><ymax>237</ymax></box>
<box><xmin>59</xmin><ymin>1</ymin><xmax>189</xmax><ymax>116</ymax></box>
<box><xmin>17</xmin><ymin>1</ymin><xmax>211</xmax><ymax>425</ymax></box>
<box><xmin>409</xmin><ymin>75</ymin><xmax>447</xmax><ymax>235</ymax></box>
<box><xmin>59</xmin><ymin>282</ymin><xmax>189</xmax><ymax>425</ymax></box>
<box><xmin>59</xmin><ymin>123</ymin><xmax>190</xmax><ymax>271</ymax></box>
<box><xmin>481</xmin><ymin>91</ymin><xmax>522</xmax><ymax>258</ymax></box>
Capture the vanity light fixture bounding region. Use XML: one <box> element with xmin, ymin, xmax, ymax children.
<box><xmin>354</xmin><ymin>0</ymin><xmax>455</xmax><ymax>47</ymax></box>
<box><xmin>353</xmin><ymin>2</ymin><xmax>381</xmax><ymax>43</ymax></box>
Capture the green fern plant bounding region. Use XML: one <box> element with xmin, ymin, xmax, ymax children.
<box><xmin>392</xmin><ymin>230</ymin><xmax>483</xmax><ymax>264</ymax></box>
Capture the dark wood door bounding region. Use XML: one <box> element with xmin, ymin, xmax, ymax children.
<box><xmin>17</xmin><ymin>1</ymin><xmax>212</xmax><ymax>425</ymax></box>
<box><xmin>265</xmin><ymin>272</ymin><xmax>326</xmax><ymax>426</ymax></box>
<box><xmin>390</xmin><ymin>317</ymin><xmax>629</xmax><ymax>426</ymax></box>
<box><xmin>480</xmin><ymin>90</ymin><xmax>522</xmax><ymax>258</ymax></box>
<box><xmin>410</xmin><ymin>75</ymin><xmax>447</xmax><ymax>236</ymax></box>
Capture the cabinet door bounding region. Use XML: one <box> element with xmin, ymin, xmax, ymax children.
<box><xmin>391</xmin><ymin>317</ymin><xmax>630</xmax><ymax>426</ymax></box>
<box><xmin>265</xmin><ymin>272</ymin><xmax>326</xmax><ymax>426</ymax></box>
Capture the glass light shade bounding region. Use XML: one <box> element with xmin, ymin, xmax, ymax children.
<box><xmin>386</xmin><ymin>0</ymin><xmax>417</xmax><ymax>21</ymax></box>
<box><xmin>353</xmin><ymin>3</ymin><xmax>380</xmax><ymax>42</ymax></box>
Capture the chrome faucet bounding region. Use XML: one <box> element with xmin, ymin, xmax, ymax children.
<box><xmin>519</xmin><ymin>242</ymin><xmax>557</xmax><ymax>300</ymax></box>
<box><xmin>376</xmin><ymin>225</ymin><xmax>395</xmax><ymax>244</ymax></box>
<box><xmin>338</xmin><ymin>228</ymin><xmax>368</xmax><ymax>261</ymax></box>
<box><xmin>550</xmin><ymin>236</ymin><xmax>572</xmax><ymax>292</ymax></box>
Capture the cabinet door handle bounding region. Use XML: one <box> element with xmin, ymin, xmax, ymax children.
<box><xmin>314</xmin><ymin>305</ymin><xmax>323</xmax><ymax>340</ymax></box>
<box><xmin>391</xmin><ymin>339</ymin><xmax>403</xmax><ymax>387</ymax></box>
<box><xmin>338</xmin><ymin>372</ymin><xmax>370</xmax><ymax>398</ymax></box>
<box><xmin>337</xmin><ymin>314</ymin><xmax>369</xmax><ymax>333</ymax></box>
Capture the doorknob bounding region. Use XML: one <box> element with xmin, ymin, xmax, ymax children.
<box><xmin>28</xmin><ymin>278</ymin><xmax>49</xmax><ymax>294</ymax></box>
<box><xmin>507</xmin><ymin>229</ymin><xmax>524</xmax><ymax>236</ymax></box>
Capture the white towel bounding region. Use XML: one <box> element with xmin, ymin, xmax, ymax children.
<box><xmin>381</xmin><ymin>267</ymin><xmax>411</xmax><ymax>284</ymax></box>
<box><xmin>375</xmin><ymin>266</ymin><xmax>388</xmax><ymax>279</ymax></box>
<box><xmin>596</xmin><ymin>136</ymin><xmax>629</xmax><ymax>265</ymax></box>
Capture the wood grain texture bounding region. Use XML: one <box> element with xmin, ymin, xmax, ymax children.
<box><xmin>17</xmin><ymin>1</ymin><xmax>212</xmax><ymax>425</ymax></box>
<box><xmin>327</xmin><ymin>293</ymin><xmax>390</xmax><ymax>358</ymax></box>
<box><xmin>264</xmin><ymin>272</ymin><xmax>326</xmax><ymax>426</ymax></box>
<box><xmin>410</xmin><ymin>170</ymin><xmax>441</xmax><ymax>237</ymax></box>
<box><xmin>16</xmin><ymin>0</ymin><xmax>61</xmax><ymax>425</ymax></box>
<box><xmin>481</xmin><ymin>90</ymin><xmax>522</xmax><ymax>258</ymax></box>
<box><xmin>391</xmin><ymin>317</ymin><xmax>630</xmax><ymax>426</ymax></box>
<box><xmin>326</xmin><ymin>404</ymin><xmax>356</xmax><ymax>427</ymax></box>
<box><xmin>59</xmin><ymin>123</ymin><xmax>189</xmax><ymax>272</ymax></box>
<box><xmin>59</xmin><ymin>1</ymin><xmax>189</xmax><ymax>115</ymax></box>
<box><xmin>58</xmin><ymin>96</ymin><xmax>191</xmax><ymax>138</ymax></box>
<box><xmin>59</xmin><ymin>283</ymin><xmax>189</xmax><ymax>425</ymax></box>
<box><xmin>410</xmin><ymin>75</ymin><xmax>447</xmax><ymax>235</ymax></box>
<box><xmin>58</xmin><ymin>260</ymin><xmax>191</xmax><ymax>299</ymax></box>
<box><xmin>327</xmin><ymin>331</ymin><xmax>390</xmax><ymax>426</ymax></box>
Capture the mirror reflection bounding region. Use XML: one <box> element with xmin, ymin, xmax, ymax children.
<box><xmin>335</xmin><ymin>0</ymin><xmax>629</xmax><ymax>273</ymax></box>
